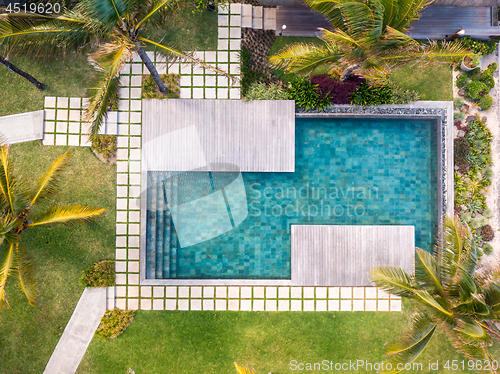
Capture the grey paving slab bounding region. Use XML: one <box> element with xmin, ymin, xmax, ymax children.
<box><xmin>0</xmin><ymin>110</ymin><xmax>44</xmax><ymax>144</ymax></box>
<box><xmin>43</xmin><ymin>288</ymin><xmax>106</xmax><ymax>374</ymax></box>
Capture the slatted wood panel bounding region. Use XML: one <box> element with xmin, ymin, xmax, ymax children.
<box><xmin>291</xmin><ymin>225</ymin><xmax>415</xmax><ymax>286</ymax></box>
<box><xmin>142</xmin><ymin>99</ymin><xmax>295</xmax><ymax>172</ymax></box>
<box><xmin>275</xmin><ymin>5</ymin><xmax>331</xmax><ymax>37</ymax></box>
<box><xmin>408</xmin><ymin>6</ymin><xmax>493</xmax><ymax>40</ymax></box>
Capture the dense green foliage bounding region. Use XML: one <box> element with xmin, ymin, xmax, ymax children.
<box><xmin>454</xmin><ymin>138</ymin><xmax>471</xmax><ymax>172</ymax></box>
<box><xmin>240</xmin><ymin>46</ymin><xmax>265</xmax><ymax>97</ymax></box>
<box><xmin>454</xmin><ymin>36</ymin><xmax>497</xmax><ymax>57</ymax></box>
<box><xmin>141</xmin><ymin>74</ymin><xmax>180</xmax><ymax>99</ymax></box>
<box><xmin>90</xmin><ymin>135</ymin><xmax>117</xmax><ymax>162</ymax></box>
<box><xmin>351</xmin><ymin>83</ymin><xmax>420</xmax><ymax>106</ymax></box>
<box><xmin>457</xmin><ymin>63</ymin><xmax>497</xmax><ymax>111</ymax></box>
<box><xmin>80</xmin><ymin>260</ymin><xmax>115</xmax><ymax>288</ymax></box>
<box><xmin>288</xmin><ymin>78</ymin><xmax>330</xmax><ymax>110</ymax></box>
<box><xmin>95</xmin><ymin>309</ymin><xmax>136</xmax><ymax>340</ymax></box>
<box><xmin>242</xmin><ymin>82</ymin><xmax>290</xmax><ymax>101</ymax></box>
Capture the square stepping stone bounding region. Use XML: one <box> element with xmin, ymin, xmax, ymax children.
<box><xmin>130</xmin><ymin>137</ymin><xmax>141</xmax><ymax>148</ymax></box>
<box><xmin>328</xmin><ymin>300</ymin><xmax>340</xmax><ymax>311</ymax></box>
<box><xmin>155</xmin><ymin>53</ymin><xmax>167</xmax><ymax>63</ymax></box>
<box><xmin>118</xmin><ymin>100</ymin><xmax>129</xmax><ymax>111</ymax></box>
<box><xmin>230</xmin><ymin>15</ymin><xmax>241</xmax><ymax>27</ymax></box>
<box><xmin>278</xmin><ymin>287</ymin><xmax>289</xmax><ymax>299</ymax></box>
<box><xmin>229</xmin><ymin>27</ymin><xmax>241</xmax><ymax>39</ymax></box>
<box><xmin>340</xmin><ymin>287</ymin><xmax>352</xmax><ymax>299</ymax></box>
<box><xmin>116</xmin><ymin>235</ymin><xmax>127</xmax><ymax>246</ymax></box>
<box><xmin>44</xmin><ymin>96</ymin><xmax>56</xmax><ymax>108</ymax></box>
<box><xmin>129</xmin><ymin>125</ymin><xmax>141</xmax><ymax>136</ymax></box>
<box><xmin>128</xmin><ymin>236</ymin><xmax>140</xmax><ymax>247</ymax></box>
<box><xmin>205</xmin><ymin>75</ymin><xmax>216</xmax><ymax>86</ymax></box>
<box><xmin>253</xmin><ymin>17</ymin><xmax>263</xmax><ymax>30</ymax></box>
<box><xmin>45</xmin><ymin>109</ymin><xmax>56</xmax><ymax>121</ymax></box>
<box><xmin>128</xmin><ymin>260</ymin><xmax>139</xmax><ymax>272</ymax></box>
<box><xmin>69</xmin><ymin>97</ymin><xmax>81</xmax><ymax>108</ymax></box>
<box><xmin>120</xmin><ymin>75</ymin><xmax>130</xmax><ymax>86</ymax></box>
<box><xmin>130</xmin><ymin>100</ymin><xmax>141</xmax><ymax>111</ymax></box>
<box><xmin>217</xmin><ymin>75</ymin><xmax>228</xmax><ymax>86</ymax></box>
<box><xmin>253</xmin><ymin>287</ymin><xmax>264</xmax><ymax>298</ymax></box>
<box><xmin>192</xmin><ymin>75</ymin><xmax>204</xmax><ymax>86</ymax></box>
<box><xmin>193</xmin><ymin>65</ymin><xmax>205</xmax><ymax>75</ymax></box>
<box><xmin>115</xmin><ymin>299</ymin><xmax>126</xmax><ymax>310</ymax></box>
<box><xmin>215</xmin><ymin>299</ymin><xmax>227</xmax><ymax>311</ymax></box>
<box><xmin>57</xmin><ymin>110</ymin><xmax>68</xmax><ymax>121</ymax></box>
<box><xmin>253</xmin><ymin>300</ymin><xmax>264</xmax><ymax>311</ymax></box>
<box><xmin>266</xmin><ymin>287</ymin><xmax>277</xmax><ymax>299</ymax></box>
<box><xmin>228</xmin><ymin>287</ymin><xmax>239</xmax><ymax>298</ymax></box>
<box><xmin>216</xmin><ymin>286</ymin><xmax>227</xmax><ymax>298</ymax></box>
<box><xmin>128</xmin><ymin>286</ymin><xmax>139</xmax><ymax>297</ymax></box>
<box><xmin>191</xmin><ymin>286</ymin><xmax>202</xmax><ymax>298</ymax></box>
<box><xmin>130</xmin><ymin>88</ymin><xmax>141</xmax><ymax>99</ymax></box>
<box><xmin>316</xmin><ymin>287</ymin><xmax>327</xmax><ymax>299</ymax></box>
<box><xmin>153</xmin><ymin>287</ymin><xmax>165</xmax><ymax>298</ymax></box>
<box><xmin>205</xmin><ymin>51</ymin><xmax>217</xmax><ymax>63</ymax></box>
<box><xmin>366</xmin><ymin>287</ymin><xmax>377</xmax><ymax>299</ymax></box>
<box><xmin>205</xmin><ymin>88</ymin><xmax>216</xmax><ymax>99</ymax></box>
<box><xmin>115</xmin><ymin>273</ymin><xmax>126</xmax><ymax>284</ymax></box>
<box><xmin>146</xmin><ymin>51</ymin><xmax>155</xmax><ymax>60</ymax></box>
<box><xmin>128</xmin><ymin>274</ymin><xmax>139</xmax><ymax>285</ymax></box>
<box><xmin>240</xmin><ymin>300</ymin><xmax>252</xmax><ymax>311</ymax></box>
<box><xmin>116</xmin><ymin>198</ymin><xmax>127</xmax><ymax>210</ymax></box>
<box><xmin>178</xmin><ymin>299</ymin><xmax>189</xmax><ymax>310</ymax></box>
<box><xmin>229</xmin><ymin>88</ymin><xmax>240</xmax><ymax>99</ymax></box>
<box><xmin>203</xmin><ymin>286</ymin><xmax>214</xmax><ymax>298</ymax></box>
<box><xmin>230</xmin><ymin>64</ymin><xmax>240</xmax><ymax>75</ymax></box>
<box><xmin>130</xmin><ymin>75</ymin><xmax>142</xmax><ymax>87</ymax></box>
<box><xmin>241</xmin><ymin>4</ymin><xmax>252</xmax><ymax>17</ymax></box>
<box><xmin>132</xmin><ymin>52</ymin><xmax>141</xmax><ymax>62</ymax></box>
<box><xmin>129</xmin><ymin>161</ymin><xmax>141</xmax><ymax>172</ymax></box>
<box><xmin>230</xmin><ymin>3</ymin><xmax>241</xmax><ymax>14</ymax></box>
<box><xmin>106</xmin><ymin>122</ymin><xmax>118</xmax><ymax>135</ymax></box>
<box><xmin>303</xmin><ymin>300</ymin><xmax>314</xmax><ymax>311</ymax></box>
<box><xmin>365</xmin><ymin>299</ymin><xmax>377</xmax><ymax>311</ymax></box>
<box><xmin>128</xmin><ymin>211</ymin><xmax>140</xmax><ymax>222</ymax></box>
<box><xmin>290</xmin><ymin>300</ymin><xmax>302</xmax><ymax>311</ymax></box>
<box><xmin>253</xmin><ymin>5</ymin><xmax>263</xmax><ymax>17</ymax></box>
<box><xmin>166</xmin><ymin>299</ymin><xmax>177</xmax><ymax>310</ymax></box>
<box><xmin>265</xmin><ymin>300</ymin><xmax>277</xmax><ymax>311</ymax></box>
<box><xmin>180</xmin><ymin>87</ymin><xmax>192</xmax><ymax>98</ymax></box>
<box><xmin>278</xmin><ymin>300</ymin><xmax>290</xmax><ymax>311</ymax></box>
<box><xmin>191</xmin><ymin>299</ymin><xmax>202</xmax><ymax>311</ymax></box>
<box><xmin>353</xmin><ymin>300</ymin><xmax>365</xmax><ymax>311</ymax></box>
<box><xmin>390</xmin><ymin>299</ymin><xmax>402</xmax><ymax>312</ymax></box>
<box><xmin>240</xmin><ymin>287</ymin><xmax>252</xmax><ymax>298</ymax></box>
<box><xmin>229</xmin><ymin>52</ymin><xmax>239</xmax><ymax>62</ymax></box>
<box><xmin>218</xmin><ymin>27</ymin><xmax>229</xmax><ymax>39</ymax></box>
<box><xmin>115</xmin><ymin>284</ymin><xmax>126</xmax><ymax>296</ymax></box>
<box><xmin>131</xmin><ymin>64</ymin><xmax>142</xmax><ymax>75</ymax></box>
<box><xmin>229</xmin><ymin>39</ymin><xmax>241</xmax><ymax>50</ymax></box>
<box><xmin>180</xmin><ymin>75</ymin><xmax>192</xmax><ymax>87</ymax></box>
<box><xmin>218</xmin><ymin>15</ymin><xmax>229</xmax><ymax>26</ymax></box>
<box><xmin>303</xmin><ymin>287</ymin><xmax>315</xmax><ymax>298</ymax></box>
<box><xmin>68</xmin><ymin>135</ymin><xmax>79</xmax><ymax>146</ymax></box>
<box><xmin>353</xmin><ymin>287</ymin><xmax>365</xmax><ymax>299</ymax></box>
<box><xmin>180</xmin><ymin>64</ymin><xmax>192</xmax><ymax>74</ymax></box>
<box><xmin>218</xmin><ymin>4</ymin><xmax>229</xmax><ymax>14</ymax></box>
<box><xmin>69</xmin><ymin>110</ymin><xmax>81</xmax><ymax>122</ymax></box>
<box><xmin>117</xmin><ymin>112</ymin><xmax>129</xmax><ymax>124</ymax></box>
<box><xmin>340</xmin><ymin>300</ymin><xmax>352</xmax><ymax>311</ymax></box>
<box><xmin>217</xmin><ymin>38</ymin><xmax>229</xmax><ymax>50</ymax></box>
<box><xmin>168</xmin><ymin>63</ymin><xmax>180</xmax><ymax>74</ymax></box>
<box><xmin>128</xmin><ymin>224</ymin><xmax>140</xmax><ymax>235</ymax></box>
<box><xmin>291</xmin><ymin>287</ymin><xmax>302</xmax><ymax>298</ymax></box>
<box><xmin>217</xmin><ymin>88</ymin><xmax>228</xmax><ymax>99</ymax></box>
<box><xmin>128</xmin><ymin>299</ymin><xmax>139</xmax><ymax>310</ymax></box>
<box><xmin>316</xmin><ymin>300</ymin><xmax>327</xmax><ymax>311</ymax></box>
<box><xmin>44</xmin><ymin>121</ymin><xmax>55</xmax><ymax>133</ymax></box>
<box><xmin>228</xmin><ymin>299</ymin><xmax>239</xmax><ymax>311</ymax></box>
<box><xmin>203</xmin><ymin>299</ymin><xmax>214</xmax><ymax>310</ymax></box>
<box><xmin>155</xmin><ymin>63</ymin><xmax>167</xmax><ymax>75</ymax></box>
<box><xmin>119</xmin><ymin>87</ymin><xmax>130</xmax><ymax>99</ymax></box>
<box><xmin>120</xmin><ymin>63</ymin><xmax>131</xmax><ymax>74</ymax></box>
<box><xmin>130</xmin><ymin>112</ymin><xmax>141</xmax><ymax>124</ymax></box>
<box><xmin>193</xmin><ymin>88</ymin><xmax>204</xmax><ymax>99</ymax></box>
<box><xmin>57</xmin><ymin>97</ymin><xmax>69</xmax><ymax>108</ymax></box>
<box><xmin>153</xmin><ymin>299</ymin><xmax>164</xmax><ymax>310</ymax></box>
<box><xmin>116</xmin><ymin>174</ymin><xmax>128</xmax><ymax>185</ymax></box>
<box><xmin>116</xmin><ymin>212</ymin><xmax>127</xmax><ymax>223</ymax></box>
<box><xmin>56</xmin><ymin>122</ymin><xmax>68</xmax><ymax>133</ymax></box>
<box><xmin>165</xmin><ymin>287</ymin><xmax>177</xmax><ymax>298</ymax></box>
<box><xmin>378</xmin><ymin>300</ymin><xmax>389</xmax><ymax>311</ymax></box>
<box><xmin>378</xmin><ymin>289</ymin><xmax>390</xmax><ymax>299</ymax></box>
<box><xmin>329</xmin><ymin>287</ymin><xmax>340</xmax><ymax>299</ymax></box>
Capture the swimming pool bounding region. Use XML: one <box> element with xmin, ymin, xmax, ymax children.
<box><xmin>145</xmin><ymin>117</ymin><xmax>438</xmax><ymax>280</ymax></box>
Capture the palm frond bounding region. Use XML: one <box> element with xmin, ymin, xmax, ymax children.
<box><xmin>83</xmin><ymin>71</ymin><xmax>120</xmax><ymax>139</ymax></box>
<box><xmin>0</xmin><ymin>242</ymin><xmax>17</xmax><ymax>310</ymax></box>
<box><xmin>15</xmin><ymin>243</ymin><xmax>38</xmax><ymax>306</ymax></box>
<box><xmin>0</xmin><ymin>216</ymin><xmax>19</xmax><ymax>247</ymax></box>
<box><xmin>369</xmin><ymin>266</ymin><xmax>415</xmax><ymax>297</ymax></box>
<box><xmin>415</xmin><ymin>247</ymin><xmax>443</xmax><ymax>294</ymax></box>
<box><xmin>135</xmin><ymin>0</ymin><xmax>178</xmax><ymax>31</ymax></box>
<box><xmin>413</xmin><ymin>290</ymin><xmax>453</xmax><ymax>321</ymax></box>
<box><xmin>138</xmin><ymin>37</ymin><xmax>237</xmax><ymax>84</ymax></box>
<box><xmin>27</xmin><ymin>204</ymin><xmax>105</xmax><ymax>227</ymax></box>
<box><xmin>234</xmin><ymin>362</ymin><xmax>257</xmax><ymax>374</ymax></box>
<box><xmin>30</xmin><ymin>150</ymin><xmax>70</xmax><ymax>207</ymax></box>
<box><xmin>75</xmin><ymin>0</ymin><xmax>129</xmax><ymax>29</ymax></box>
<box><xmin>269</xmin><ymin>41</ymin><xmax>342</xmax><ymax>75</ymax></box>
<box><xmin>380</xmin><ymin>0</ymin><xmax>432</xmax><ymax>31</ymax></box>
<box><xmin>381</xmin><ymin>313</ymin><xmax>436</xmax><ymax>374</ymax></box>
<box><xmin>90</xmin><ymin>36</ymin><xmax>134</xmax><ymax>75</ymax></box>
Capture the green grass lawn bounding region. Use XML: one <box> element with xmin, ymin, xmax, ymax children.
<box><xmin>141</xmin><ymin>1</ymin><xmax>218</xmax><ymax>52</ymax></box>
<box><xmin>78</xmin><ymin>305</ymin><xmax>499</xmax><ymax>374</ymax></box>
<box><xmin>390</xmin><ymin>64</ymin><xmax>453</xmax><ymax>101</ymax></box>
<box><xmin>268</xmin><ymin>36</ymin><xmax>328</xmax><ymax>83</ymax></box>
<box><xmin>0</xmin><ymin>141</ymin><xmax>116</xmax><ymax>374</ymax></box>
<box><xmin>0</xmin><ymin>54</ymin><xmax>98</xmax><ymax>117</ymax></box>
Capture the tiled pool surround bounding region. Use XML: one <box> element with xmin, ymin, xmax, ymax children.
<box><xmin>142</xmin><ymin>107</ymin><xmax>453</xmax><ymax>284</ymax></box>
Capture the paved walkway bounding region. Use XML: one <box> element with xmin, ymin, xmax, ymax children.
<box><xmin>0</xmin><ymin>110</ymin><xmax>44</xmax><ymax>144</ymax></box>
<box><xmin>43</xmin><ymin>288</ymin><xmax>108</xmax><ymax>374</ymax></box>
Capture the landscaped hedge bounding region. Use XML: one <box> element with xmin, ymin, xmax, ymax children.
<box><xmin>288</xmin><ymin>78</ymin><xmax>330</xmax><ymax>110</ymax></box>
<box><xmin>350</xmin><ymin>83</ymin><xmax>420</xmax><ymax>106</ymax></box>
<box><xmin>80</xmin><ymin>260</ymin><xmax>115</xmax><ymax>288</ymax></box>
<box><xmin>456</xmin><ymin>63</ymin><xmax>497</xmax><ymax>111</ymax></box>
<box><xmin>95</xmin><ymin>308</ymin><xmax>136</xmax><ymax>340</ymax></box>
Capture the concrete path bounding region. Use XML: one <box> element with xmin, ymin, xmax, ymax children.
<box><xmin>0</xmin><ymin>110</ymin><xmax>44</xmax><ymax>144</ymax></box>
<box><xmin>43</xmin><ymin>288</ymin><xmax>106</xmax><ymax>374</ymax></box>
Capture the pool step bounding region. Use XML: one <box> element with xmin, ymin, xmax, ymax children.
<box><xmin>145</xmin><ymin>173</ymin><xmax>157</xmax><ymax>279</ymax></box>
<box><xmin>155</xmin><ymin>179</ymin><xmax>165</xmax><ymax>278</ymax></box>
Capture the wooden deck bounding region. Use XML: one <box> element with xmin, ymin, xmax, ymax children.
<box><xmin>142</xmin><ymin>99</ymin><xmax>295</xmax><ymax>172</ymax></box>
<box><xmin>291</xmin><ymin>225</ymin><xmax>415</xmax><ymax>286</ymax></box>
<box><xmin>275</xmin><ymin>5</ymin><xmax>499</xmax><ymax>40</ymax></box>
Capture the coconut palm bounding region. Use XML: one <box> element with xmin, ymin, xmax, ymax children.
<box><xmin>0</xmin><ymin>0</ymin><xmax>233</xmax><ymax>138</ymax></box>
<box><xmin>234</xmin><ymin>363</ymin><xmax>257</xmax><ymax>374</ymax></box>
<box><xmin>0</xmin><ymin>145</ymin><xmax>105</xmax><ymax>309</ymax></box>
<box><xmin>269</xmin><ymin>0</ymin><xmax>471</xmax><ymax>82</ymax></box>
<box><xmin>370</xmin><ymin>216</ymin><xmax>500</xmax><ymax>374</ymax></box>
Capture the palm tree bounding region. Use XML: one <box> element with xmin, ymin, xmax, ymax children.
<box><xmin>370</xmin><ymin>216</ymin><xmax>500</xmax><ymax>374</ymax></box>
<box><xmin>234</xmin><ymin>363</ymin><xmax>257</xmax><ymax>374</ymax></box>
<box><xmin>0</xmin><ymin>145</ymin><xmax>105</xmax><ymax>309</ymax></box>
<box><xmin>269</xmin><ymin>0</ymin><xmax>471</xmax><ymax>82</ymax></box>
<box><xmin>0</xmin><ymin>0</ymin><xmax>234</xmax><ymax>138</ymax></box>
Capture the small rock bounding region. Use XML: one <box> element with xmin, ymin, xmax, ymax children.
<box><xmin>454</xmin><ymin>165</ymin><xmax>460</xmax><ymax>171</ymax></box>
<box><xmin>466</xmin><ymin>115</ymin><xmax>477</xmax><ymax>123</ymax></box>
<box><xmin>457</xmin><ymin>130</ymin><xmax>466</xmax><ymax>137</ymax></box>
<box><xmin>458</xmin><ymin>89</ymin><xmax>466</xmax><ymax>96</ymax></box>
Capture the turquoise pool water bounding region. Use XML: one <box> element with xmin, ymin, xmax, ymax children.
<box><xmin>146</xmin><ymin>117</ymin><xmax>438</xmax><ymax>279</ymax></box>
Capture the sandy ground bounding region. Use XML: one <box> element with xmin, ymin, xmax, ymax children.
<box><xmin>453</xmin><ymin>47</ymin><xmax>500</xmax><ymax>265</ymax></box>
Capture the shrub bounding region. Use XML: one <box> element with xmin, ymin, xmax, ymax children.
<box><xmin>484</xmin><ymin>62</ymin><xmax>498</xmax><ymax>76</ymax></box>
<box><xmin>480</xmin><ymin>224</ymin><xmax>494</xmax><ymax>241</ymax></box>
<box><xmin>454</xmin><ymin>112</ymin><xmax>465</xmax><ymax>122</ymax></box>
<box><xmin>456</xmin><ymin>74</ymin><xmax>471</xmax><ymax>89</ymax></box>
<box><xmin>477</xmin><ymin>74</ymin><xmax>495</xmax><ymax>91</ymax></box>
<box><xmin>454</xmin><ymin>138</ymin><xmax>470</xmax><ymax>171</ymax></box>
<box><xmin>471</xmin><ymin>215</ymin><xmax>488</xmax><ymax>229</ymax></box>
<box><xmin>478</xmin><ymin>94</ymin><xmax>493</xmax><ymax>111</ymax></box>
<box><xmin>240</xmin><ymin>45</ymin><xmax>264</xmax><ymax>96</ymax></box>
<box><xmin>454</xmin><ymin>97</ymin><xmax>464</xmax><ymax>109</ymax></box>
<box><xmin>482</xmin><ymin>242</ymin><xmax>494</xmax><ymax>255</ymax></box>
<box><xmin>91</xmin><ymin>135</ymin><xmax>117</xmax><ymax>162</ymax></box>
<box><xmin>458</xmin><ymin>36</ymin><xmax>497</xmax><ymax>56</ymax></box>
<box><xmin>243</xmin><ymin>82</ymin><xmax>290</xmax><ymax>101</ymax></box>
<box><xmin>483</xmin><ymin>207</ymin><xmax>493</xmax><ymax>218</ymax></box>
<box><xmin>288</xmin><ymin>78</ymin><xmax>330</xmax><ymax>110</ymax></box>
<box><xmin>465</xmin><ymin>80</ymin><xmax>488</xmax><ymax>100</ymax></box>
<box><xmin>351</xmin><ymin>83</ymin><xmax>392</xmax><ymax>106</ymax></box>
<box><xmin>468</xmin><ymin>199</ymin><xmax>482</xmax><ymax>214</ymax></box>
<box><xmin>310</xmin><ymin>74</ymin><xmax>365</xmax><ymax>104</ymax></box>
<box><xmin>390</xmin><ymin>86</ymin><xmax>420</xmax><ymax>104</ymax></box>
<box><xmin>142</xmin><ymin>73</ymin><xmax>179</xmax><ymax>99</ymax></box>
<box><xmin>80</xmin><ymin>260</ymin><xmax>115</xmax><ymax>287</ymax></box>
<box><xmin>95</xmin><ymin>309</ymin><xmax>136</xmax><ymax>340</ymax></box>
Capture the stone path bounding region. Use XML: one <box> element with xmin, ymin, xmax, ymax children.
<box><xmin>42</xmin><ymin>288</ymin><xmax>111</xmax><ymax>374</ymax></box>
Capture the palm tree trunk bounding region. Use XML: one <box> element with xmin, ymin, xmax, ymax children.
<box><xmin>0</xmin><ymin>56</ymin><xmax>45</xmax><ymax>90</ymax></box>
<box><xmin>136</xmin><ymin>47</ymin><xmax>167</xmax><ymax>94</ymax></box>
<box><xmin>340</xmin><ymin>62</ymin><xmax>362</xmax><ymax>82</ymax></box>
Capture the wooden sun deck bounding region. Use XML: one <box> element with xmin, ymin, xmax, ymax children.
<box><xmin>291</xmin><ymin>225</ymin><xmax>415</xmax><ymax>286</ymax></box>
<box><xmin>142</xmin><ymin>99</ymin><xmax>295</xmax><ymax>172</ymax></box>
<box><xmin>275</xmin><ymin>5</ymin><xmax>500</xmax><ymax>40</ymax></box>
